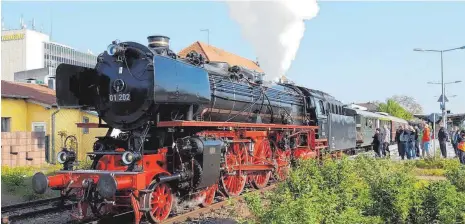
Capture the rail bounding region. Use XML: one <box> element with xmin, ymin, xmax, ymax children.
<box><xmin>1</xmin><ymin>196</ymin><xmax>74</xmax><ymax>224</ymax></box>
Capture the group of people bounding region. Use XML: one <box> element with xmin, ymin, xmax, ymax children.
<box><xmin>372</xmin><ymin>125</ymin><xmax>391</xmax><ymax>158</ymax></box>
<box><xmin>394</xmin><ymin>124</ymin><xmax>423</xmax><ymax>160</ymax></box>
<box><xmin>372</xmin><ymin>121</ymin><xmax>465</xmax><ymax>164</ymax></box>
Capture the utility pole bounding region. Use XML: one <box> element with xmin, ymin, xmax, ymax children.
<box><xmin>200</xmin><ymin>29</ymin><xmax>209</xmax><ymax>46</ymax></box>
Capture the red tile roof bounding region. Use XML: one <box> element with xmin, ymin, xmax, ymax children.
<box><xmin>178</xmin><ymin>41</ymin><xmax>263</xmax><ymax>72</ymax></box>
<box><xmin>1</xmin><ymin>80</ymin><xmax>56</xmax><ymax>106</ymax></box>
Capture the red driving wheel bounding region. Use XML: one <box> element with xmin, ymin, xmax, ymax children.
<box><xmin>250</xmin><ymin>139</ymin><xmax>273</xmax><ymax>189</ymax></box>
<box><xmin>145</xmin><ymin>182</ymin><xmax>173</xmax><ymax>223</ymax></box>
<box><xmin>220</xmin><ymin>142</ymin><xmax>248</xmax><ymax>197</ymax></box>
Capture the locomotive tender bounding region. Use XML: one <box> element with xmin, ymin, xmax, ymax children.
<box><xmin>31</xmin><ymin>35</ymin><xmax>406</xmax><ymax>223</ymax></box>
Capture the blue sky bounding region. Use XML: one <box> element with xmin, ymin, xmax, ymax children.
<box><xmin>2</xmin><ymin>1</ymin><xmax>464</xmax><ymax>114</ymax></box>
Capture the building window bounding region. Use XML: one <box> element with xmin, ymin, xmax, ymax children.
<box><xmin>32</xmin><ymin>122</ymin><xmax>46</xmax><ymax>133</ymax></box>
<box><xmin>83</xmin><ymin>116</ymin><xmax>90</xmax><ymax>134</ymax></box>
<box><xmin>1</xmin><ymin>117</ymin><xmax>11</xmax><ymax>132</ymax></box>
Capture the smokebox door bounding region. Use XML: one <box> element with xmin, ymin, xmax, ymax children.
<box><xmin>56</xmin><ymin>64</ymin><xmax>99</xmax><ymax>108</ymax></box>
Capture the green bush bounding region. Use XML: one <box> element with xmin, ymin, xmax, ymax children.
<box><xmin>419</xmin><ymin>181</ymin><xmax>465</xmax><ymax>224</ymax></box>
<box><xmin>244</xmin><ymin>156</ymin><xmax>465</xmax><ymax>224</ymax></box>
<box><xmin>76</xmin><ymin>158</ymin><xmax>93</xmax><ymax>170</ymax></box>
<box><xmin>445</xmin><ymin>165</ymin><xmax>465</xmax><ymax>192</ymax></box>
<box><xmin>1</xmin><ymin>166</ymin><xmax>35</xmax><ymax>187</ymax></box>
<box><xmin>413</xmin><ymin>157</ymin><xmax>460</xmax><ymax>170</ymax></box>
<box><xmin>1</xmin><ymin>164</ymin><xmax>62</xmax><ymax>198</ymax></box>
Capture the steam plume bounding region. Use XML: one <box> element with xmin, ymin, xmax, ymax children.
<box><xmin>227</xmin><ymin>0</ymin><xmax>319</xmax><ymax>81</ymax></box>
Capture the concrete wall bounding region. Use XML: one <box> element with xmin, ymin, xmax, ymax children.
<box><xmin>1</xmin><ymin>29</ymin><xmax>49</xmax><ymax>81</ymax></box>
<box><xmin>25</xmin><ymin>29</ymin><xmax>48</xmax><ymax>71</ymax></box>
<box><xmin>1</xmin><ymin>29</ymin><xmax>27</xmax><ymax>81</ymax></box>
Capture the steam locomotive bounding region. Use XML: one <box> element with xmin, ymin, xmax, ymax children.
<box><xmin>31</xmin><ymin>35</ymin><xmax>405</xmax><ymax>223</ymax></box>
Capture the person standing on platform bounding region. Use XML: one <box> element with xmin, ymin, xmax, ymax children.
<box><xmin>401</xmin><ymin>125</ymin><xmax>410</xmax><ymax>160</ymax></box>
<box><xmin>395</xmin><ymin>126</ymin><xmax>405</xmax><ymax>160</ymax></box>
<box><xmin>414</xmin><ymin>125</ymin><xmax>421</xmax><ymax>157</ymax></box>
<box><xmin>409</xmin><ymin>126</ymin><xmax>416</xmax><ymax>159</ymax></box>
<box><xmin>456</xmin><ymin>130</ymin><xmax>465</xmax><ymax>165</ymax></box>
<box><xmin>419</xmin><ymin>124</ymin><xmax>424</xmax><ymax>154</ymax></box>
<box><xmin>372</xmin><ymin>128</ymin><xmax>382</xmax><ymax>158</ymax></box>
<box><xmin>422</xmin><ymin>124</ymin><xmax>431</xmax><ymax>158</ymax></box>
<box><xmin>383</xmin><ymin>125</ymin><xmax>391</xmax><ymax>158</ymax></box>
<box><xmin>451</xmin><ymin>126</ymin><xmax>460</xmax><ymax>158</ymax></box>
<box><xmin>438</xmin><ymin>125</ymin><xmax>448</xmax><ymax>158</ymax></box>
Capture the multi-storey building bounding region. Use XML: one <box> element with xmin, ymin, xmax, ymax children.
<box><xmin>1</xmin><ymin>28</ymin><xmax>96</xmax><ymax>89</ymax></box>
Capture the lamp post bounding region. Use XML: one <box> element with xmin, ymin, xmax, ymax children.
<box><xmin>427</xmin><ymin>80</ymin><xmax>462</xmax><ymax>128</ymax></box>
<box><xmin>414</xmin><ymin>46</ymin><xmax>465</xmax><ymax>130</ymax></box>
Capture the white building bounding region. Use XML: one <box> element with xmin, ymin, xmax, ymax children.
<box><xmin>1</xmin><ymin>28</ymin><xmax>96</xmax><ymax>88</ymax></box>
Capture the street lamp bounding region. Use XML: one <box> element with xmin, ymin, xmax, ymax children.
<box><xmin>427</xmin><ymin>80</ymin><xmax>462</xmax><ymax>85</ymax></box>
<box><xmin>414</xmin><ymin>45</ymin><xmax>465</xmax><ymax>129</ymax></box>
<box><xmin>427</xmin><ymin>80</ymin><xmax>462</xmax><ymax>128</ymax></box>
<box><xmin>433</xmin><ymin>95</ymin><xmax>457</xmax><ymax>98</ymax></box>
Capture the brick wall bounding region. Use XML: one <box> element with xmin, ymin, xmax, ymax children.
<box><xmin>1</xmin><ymin>132</ymin><xmax>47</xmax><ymax>167</ymax></box>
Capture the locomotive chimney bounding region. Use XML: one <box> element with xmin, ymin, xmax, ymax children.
<box><xmin>147</xmin><ymin>35</ymin><xmax>170</xmax><ymax>51</ymax></box>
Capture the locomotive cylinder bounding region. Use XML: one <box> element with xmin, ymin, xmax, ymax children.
<box><xmin>156</xmin><ymin>173</ymin><xmax>182</xmax><ymax>183</ymax></box>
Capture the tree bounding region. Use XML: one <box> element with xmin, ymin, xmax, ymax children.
<box><xmin>378</xmin><ymin>99</ymin><xmax>413</xmax><ymax>120</ymax></box>
<box><xmin>390</xmin><ymin>95</ymin><xmax>423</xmax><ymax>115</ymax></box>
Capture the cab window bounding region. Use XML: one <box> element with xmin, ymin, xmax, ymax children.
<box><xmin>318</xmin><ymin>100</ymin><xmax>325</xmax><ymax>115</ymax></box>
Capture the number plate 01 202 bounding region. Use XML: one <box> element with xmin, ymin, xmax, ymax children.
<box><xmin>109</xmin><ymin>93</ymin><xmax>131</xmax><ymax>102</ymax></box>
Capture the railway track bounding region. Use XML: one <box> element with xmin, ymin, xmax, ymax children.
<box><xmin>162</xmin><ymin>184</ymin><xmax>277</xmax><ymax>224</ymax></box>
<box><xmin>78</xmin><ymin>183</ymin><xmax>278</xmax><ymax>224</ymax></box>
<box><xmin>1</xmin><ymin>197</ymin><xmax>74</xmax><ymax>224</ymax></box>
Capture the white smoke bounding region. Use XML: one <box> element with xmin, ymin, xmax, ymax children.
<box><xmin>226</xmin><ymin>0</ymin><xmax>319</xmax><ymax>81</ymax></box>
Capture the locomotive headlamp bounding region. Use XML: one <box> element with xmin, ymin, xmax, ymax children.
<box><xmin>107</xmin><ymin>42</ymin><xmax>125</xmax><ymax>56</ymax></box>
<box><xmin>56</xmin><ymin>149</ymin><xmax>76</xmax><ymax>165</ymax></box>
<box><xmin>121</xmin><ymin>151</ymin><xmax>141</xmax><ymax>165</ymax></box>
<box><xmin>107</xmin><ymin>44</ymin><xmax>118</xmax><ymax>56</ymax></box>
<box><xmin>57</xmin><ymin>150</ymin><xmax>68</xmax><ymax>164</ymax></box>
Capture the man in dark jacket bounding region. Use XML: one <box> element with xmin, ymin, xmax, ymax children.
<box><xmin>457</xmin><ymin>130</ymin><xmax>465</xmax><ymax>164</ymax></box>
<box><xmin>414</xmin><ymin>125</ymin><xmax>421</xmax><ymax>157</ymax></box>
<box><xmin>451</xmin><ymin>126</ymin><xmax>460</xmax><ymax>158</ymax></box>
<box><xmin>438</xmin><ymin>125</ymin><xmax>448</xmax><ymax>158</ymax></box>
<box><xmin>372</xmin><ymin>128</ymin><xmax>382</xmax><ymax>157</ymax></box>
<box><xmin>395</xmin><ymin>126</ymin><xmax>404</xmax><ymax>160</ymax></box>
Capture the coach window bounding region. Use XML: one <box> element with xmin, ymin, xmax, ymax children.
<box><xmin>319</xmin><ymin>100</ymin><xmax>325</xmax><ymax>115</ymax></box>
